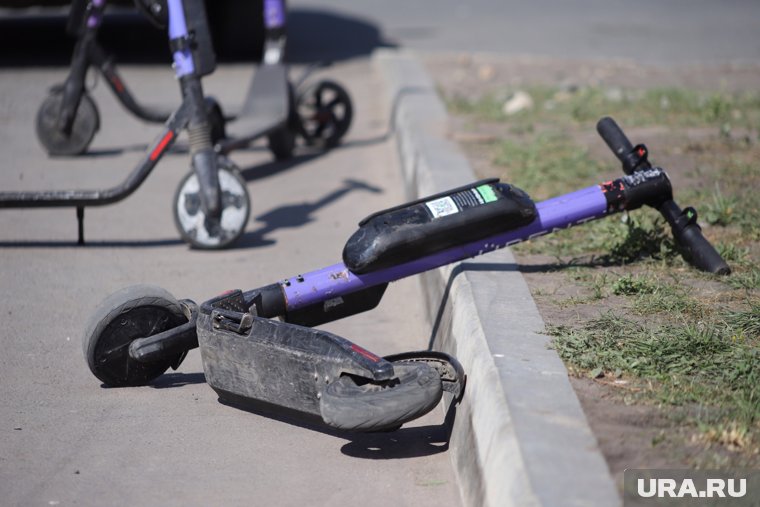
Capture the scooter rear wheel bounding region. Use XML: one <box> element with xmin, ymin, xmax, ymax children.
<box><xmin>266</xmin><ymin>126</ymin><xmax>296</xmax><ymax>161</ymax></box>
<box><xmin>173</xmin><ymin>158</ymin><xmax>251</xmax><ymax>249</ymax></box>
<box><xmin>83</xmin><ymin>285</ymin><xmax>187</xmax><ymax>387</ymax></box>
<box><xmin>35</xmin><ymin>88</ymin><xmax>100</xmax><ymax>156</ymax></box>
<box><xmin>296</xmin><ymin>80</ymin><xmax>353</xmax><ymax>149</ymax></box>
<box><xmin>266</xmin><ymin>84</ymin><xmax>297</xmax><ymax>161</ymax></box>
<box><xmin>319</xmin><ymin>361</ymin><xmax>443</xmax><ymax>432</ymax></box>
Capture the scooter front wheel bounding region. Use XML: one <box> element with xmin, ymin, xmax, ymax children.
<box><xmin>173</xmin><ymin>158</ymin><xmax>251</xmax><ymax>249</ymax></box>
<box><xmin>296</xmin><ymin>80</ymin><xmax>353</xmax><ymax>149</ymax></box>
<box><xmin>83</xmin><ymin>285</ymin><xmax>188</xmax><ymax>387</ymax></box>
<box><xmin>35</xmin><ymin>88</ymin><xmax>100</xmax><ymax>156</ymax></box>
<box><xmin>319</xmin><ymin>361</ymin><xmax>443</xmax><ymax>432</ymax></box>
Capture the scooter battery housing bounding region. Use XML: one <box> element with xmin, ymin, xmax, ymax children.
<box><xmin>342</xmin><ymin>179</ymin><xmax>537</xmax><ymax>274</ymax></box>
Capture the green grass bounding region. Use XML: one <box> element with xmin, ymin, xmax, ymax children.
<box><xmin>551</xmin><ymin>309</ymin><xmax>760</xmax><ymax>431</ymax></box>
<box><xmin>493</xmin><ymin>133</ymin><xmax>602</xmax><ymax>198</ymax></box>
<box><xmin>446</xmin><ymin>85</ymin><xmax>760</xmax><ymax>131</ymax></box>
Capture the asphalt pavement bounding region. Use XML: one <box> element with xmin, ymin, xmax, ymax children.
<box><xmin>288</xmin><ymin>0</ymin><xmax>760</xmax><ymax>65</ymax></box>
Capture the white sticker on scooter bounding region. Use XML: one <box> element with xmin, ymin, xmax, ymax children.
<box><xmin>425</xmin><ymin>196</ymin><xmax>459</xmax><ymax>218</ymax></box>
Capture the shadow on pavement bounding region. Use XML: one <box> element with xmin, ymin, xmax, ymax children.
<box><xmin>0</xmin><ymin>237</ymin><xmax>186</xmax><ymax>248</ymax></box>
<box><xmin>0</xmin><ymin>6</ymin><xmax>393</xmax><ymax>66</ymax></box>
<box><xmin>286</xmin><ymin>8</ymin><xmax>395</xmax><ymax>64</ymax></box>
<box><xmin>235</xmin><ymin>178</ymin><xmax>383</xmax><ymax>248</ymax></box>
<box><xmin>150</xmin><ymin>371</ymin><xmax>208</xmax><ymax>388</ymax></box>
<box><xmin>218</xmin><ymin>389</ymin><xmax>457</xmax><ymax>460</ymax></box>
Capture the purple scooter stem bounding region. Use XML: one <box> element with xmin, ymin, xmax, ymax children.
<box><xmin>87</xmin><ymin>0</ymin><xmax>105</xmax><ymax>28</ymax></box>
<box><xmin>264</xmin><ymin>0</ymin><xmax>286</xmax><ymax>29</ymax></box>
<box><xmin>282</xmin><ymin>184</ymin><xmax>609</xmax><ymax>310</ymax></box>
<box><xmin>167</xmin><ymin>0</ymin><xmax>195</xmax><ymax>77</ymax></box>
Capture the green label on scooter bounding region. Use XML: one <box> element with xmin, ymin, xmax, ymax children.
<box><xmin>476</xmin><ymin>184</ymin><xmax>498</xmax><ymax>203</ymax></box>
<box><xmin>425</xmin><ymin>184</ymin><xmax>500</xmax><ymax>219</ymax></box>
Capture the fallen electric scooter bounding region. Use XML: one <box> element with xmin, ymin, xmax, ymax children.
<box><xmin>83</xmin><ymin>117</ymin><xmax>729</xmax><ymax>432</ymax></box>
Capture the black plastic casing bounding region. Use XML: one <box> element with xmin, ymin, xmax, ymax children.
<box><xmin>343</xmin><ymin>179</ymin><xmax>537</xmax><ymax>274</ymax></box>
<box><xmin>183</xmin><ymin>0</ymin><xmax>216</xmax><ymax>77</ymax></box>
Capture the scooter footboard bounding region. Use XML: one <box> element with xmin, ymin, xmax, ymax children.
<box><xmin>196</xmin><ymin>290</ymin><xmax>454</xmax><ymax>431</ymax></box>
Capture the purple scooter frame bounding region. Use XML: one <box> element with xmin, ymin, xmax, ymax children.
<box><xmin>282</xmin><ymin>184</ymin><xmax>609</xmax><ymax>310</ymax></box>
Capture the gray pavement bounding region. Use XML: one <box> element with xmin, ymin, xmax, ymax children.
<box><xmin>0</xmin><ymin>60</ymin><xmax>461</xmax><ymax>506</ymax></box>
<box><xmin>290</xmin><ymin>0</ymin><xmax>760</xmax><ymax>65</ymax></box>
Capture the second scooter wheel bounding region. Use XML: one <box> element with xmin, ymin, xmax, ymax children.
<box><xmin>296</xmin><ymin>80</ymin><xmax>353</xmax><ymax>149</ymax></box>
<box><xmin>173</xmin><ymin>157</ymin><xmax>251</xmax><ymax>249</ymax></box>
<box><xmin>83</xmin><ymin>285</ymin><xmax>188</xmax><ymax>387</ymax></box>
<box><xmin>35</xmin><ymin>88</ymin><xmax>100</xmax><ymax>156</ymax></box>
<box><xmin>319</xmin><ymin>361</ymin><xmax>443</xmax><ymax>432</ymax></box>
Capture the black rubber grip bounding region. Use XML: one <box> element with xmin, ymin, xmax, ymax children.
<box><xmin>597</xmin><ymin>117</ymin><xmax>633</xmax><ymax>161</ymax></box>
<box><xmin>673</xmin><ymin>223</ymin><xmax>731</xmax><ymax>275</ymax></box>
<box><xmin>659</xmin><ymin>201</ymin><xmax>730</xmax><ymax>275</ymax></box>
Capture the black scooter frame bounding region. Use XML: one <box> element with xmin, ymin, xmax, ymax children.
<box><xmin>1</xmin><ymin>0</ymin><xmax>228</xmax><ymax>246</ymax></box>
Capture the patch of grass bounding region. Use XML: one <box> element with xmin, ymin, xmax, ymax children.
<box><xmin>493</xmin><ymin>132</ymin><xmax>602</xmax><ymax>199</ymax></box>
<box><xmin>602</xmin><ymin>213</ymin><xmax>677</xmax><ymax>266</ymax></box>
<box><xmin>717</xmin><ymin>243</ymin><xmax>750</xmax><ymax>264</ymax></box>
<box><xmin>444</xmin><ymin>92</ymin><xmax>505</xmax><ymax>122</ymax></box>
<box><xmin>725</xmin><ymin>300</ymin><xmax>760</xmax><ymax>338</ymax></box>
<box><xmin>551</xmin><ymin>311</ymin><xmax>760</xmax><ymax>431</ymax></box>
<box><xmin>445</xmin><ymin>85</ymin><xmax>760</xmax><ymax>131</ymax></box>
<box><xmin>703</xmin><ymin>184</ymin><xmax>741</xmax><ymax>226</ymax></box>
<box><xmin>631</xmin><ymin>283</ymin><xmax>704</xmax><ymax>319</ymax></box>
<box><xmin>514</xmin><ymin>209</ymin><xmax>678</xmax><ymax>268</ymax></box>
<box><xmin>612</xmin><ymin>274</ymin><xmax>658</xmax><ymax>296</ymax></box>
<box><xmin>725</xmin><ymin>264</ymin><xmax>760</xmax><ymax>291</ymax></box>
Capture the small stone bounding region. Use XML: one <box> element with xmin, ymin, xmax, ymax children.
<box><xmin>605</xmin><ymin>87</ymin><xmax>624</xmax><ymax>102</ymax></box>
<box><xmin>502</xmin><ymin>91</ymin><xmax>534</xmax><ymax>115</ymax></box>
<box><xmin>478</xmin><ymin>64</ymin><xmax>495</xmax><ymax>81</ymax></box>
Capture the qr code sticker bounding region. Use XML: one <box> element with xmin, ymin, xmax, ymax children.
<box><xmin>425</xmin><ymin>196</ymin><xmax>459</xmax><ymax>218</ymax></box>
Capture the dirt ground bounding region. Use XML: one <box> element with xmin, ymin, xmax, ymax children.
<box><xmin>422</xmin><ymin>52</ymin><xmax>760</xmax><ymax>484</ymax></box>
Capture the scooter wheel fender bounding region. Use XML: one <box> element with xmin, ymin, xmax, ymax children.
<box><xmin>83</xmin><ymin>284</ymin><xmax>187</xmax><ymax>387</ymax></box>
<box><xmin>319</xmin><ymin>362</ymin><xmax>443</xmax><ymax>432</ymax></box>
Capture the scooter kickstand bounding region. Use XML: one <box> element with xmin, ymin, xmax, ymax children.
<box><xmin>76</xmin><ymin>206</ymin><xmax>85</xmax><ymax>245</ymax></box>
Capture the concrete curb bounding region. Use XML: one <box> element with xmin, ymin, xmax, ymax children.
<box><xmin>373</xmin><ymin>49</ymin><xmax>621</xmax><ymax>507</ymax></box>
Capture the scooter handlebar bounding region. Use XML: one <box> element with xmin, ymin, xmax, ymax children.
<box><xmin>596</xmin><ymin>116</ymin><xmax>634</xmax><ymax>168</ymax></box>
<box><xmin>675</xmin><ymin>221</ymin><xmax>731</xmax><ymax>275</ymax></box>
<box><xmin>659</xmin><ymin>202</ymin><xmax>731</xmax><ymax>275</ymax></box>
<box><xmin>596</xmin><ymin>116</ymin><xmax>730</xmax><ymax>275</ymax></box>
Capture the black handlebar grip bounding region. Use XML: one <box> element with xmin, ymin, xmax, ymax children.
<box><xmin>660</xmin><ymin>202</ymin><xmax>730</xmax><ymax>275</ymax></box>
<box><xmin>596</xmin><ymin>117</ymin><xmax>635</xmax><ymax>169</ymax></box>
<box><xmin>673</xmin><ymin>222</ymin><xmax>731</xmax><ymax>275</ymax></box>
